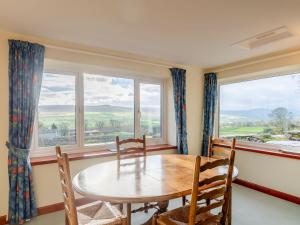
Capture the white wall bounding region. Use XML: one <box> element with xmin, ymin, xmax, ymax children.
<box><xmin>235</xmin><ymin>151</ymin><xmax>300</xmax><ymax>196</ymax></box>
<box><xmin>0</xmin><ymin>31</ymin><xmax>203</xmax><ymax>215</ymax></box>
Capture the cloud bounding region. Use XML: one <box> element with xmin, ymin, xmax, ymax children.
<box><xmin>140</xmin><ymin>83</ymin><xmax>160</xmax><ymax>108</ymax></box>
<box><xmin>39</xmin><ymin>73</ymin><xmax>75</xmax><ymax>106</ymax></box>
<box><xmin>84</xmin><ymin>74</ymin><xmax>134</xmax><ymax>107</ymax></box>
<box><xmin>220</xmin><ymin>73</ymin><xmax>300</xmax><ymax>112</ymax></box>
<box><xmin>39</xmin><ymin>73</ymin><xmax>162</xmax><ymax>109</ymax></box>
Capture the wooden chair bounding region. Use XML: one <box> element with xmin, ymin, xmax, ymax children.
<box><xmin>116</xmin><ymin>135</ymin><xmax>146</xmax><ymax>160</ymax></box>
<box><xmin>115</xmin><ymin>135</ymin><xmax>148</xmax><ymax>224</ymax></box>
<box><xmin>55</xmin><ymin>147</ymin><xmax>127</xmax><ymax>225</ymax></box>
<box><xmin>182</xmin><ymin>137</ymin><xmax>236</xmax><ymax>207</ymax></box>
<box><xmin>153</xmin><ymin>150</ymin><xmax>236</xmax><ymax>225</ymax></box>
<box><xmin>208</xmin><ymin>137</ymin><xmax>236</xmax><ymax>159</ymax></box>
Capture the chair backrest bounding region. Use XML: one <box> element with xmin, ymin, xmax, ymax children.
<box><xmin>188</xmin><ymin>150</ymin><xmax>236</xmax><ymax>225</ymax></box>
<box><xmin>208</xmin><ymin>137</ymin><xmax>236</xmax><ymax>159</ymax></box>
<box><xmin>116</xmin><ymin>135</ymin><xmax>146</xmax><ymax>160</ymax></box>
<box><xmin>56</xmin><ymin>146</ymin><xmax>78</xmax><ymax>225</ymax></box>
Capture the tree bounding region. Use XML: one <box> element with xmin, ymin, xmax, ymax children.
<box><xmin>110</xmin><ymin>119</ymin><xmax>121</xmax><ymax>129</ymax></box>
<box><xmin>95</xmin><ymin>121</ymin><xmax>105</xmax><ymax>131</ymax></box>
<box><xmin>269</xmin><ymin>107</ymin><xmax>292</xmax><ymax>133</ymax></box>
<box><xmin>51</xmin><ymin>123</ymin><xmax>57</xmax><ymax>130</ymax></box>
<box><xmin>59</xmin><ymin>123</ymin><xmax>69</xmax><ymax>137</ymax></box>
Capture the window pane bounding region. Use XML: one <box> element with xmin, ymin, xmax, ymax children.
<box><xmin>84</xmin><ymin>74</ymin><xmax>134</xmax><ymax>144</ymax></box>
<box><xmin>220</xmin><ymin>73</ymin><xmax>300</xmax><ymax>152</ymax></box>
<box><xmin>38</xmin><ymin>73</ymin><xmax>76</xmax><ymax>147</ymax></box>
<box><xmin>140</xmin><ymin>83</ymin><xmax>161</xmax><ymax>138</ymax></box>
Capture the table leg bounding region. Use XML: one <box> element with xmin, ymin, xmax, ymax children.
<box><xmin>127</xmin><ymin>203</ymin><xmax>131</xmax><ymax>225</ymax></box>
<box><xmin>157</xmin><ymin>200</ymin><xmax>169</xmax><ymax>213</ymax></box>
<box><xmin>182</xmin><ymin>196</ymin><xmax>186</xmax><ymax>206</ymax></box>
<box><xmin>141</xmin><ymin>200</ymin><xmax>169</xmax><ymax>225</ymax></box>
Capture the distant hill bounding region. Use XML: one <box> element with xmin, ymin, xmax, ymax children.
<box><xmin>39</xmin><ymin>105</ymin><xmax>133</xmax><ymax>113</ymax></box>
<box><xmin>221</xmin><ymin>108</ymin><xmax>271</xmax><ymax>121</ymax></box>
<box><xmin>221</xmin><ymin>108</ymin><xmax>300</xmax><ymax>122</ymax></box>
<box><xmin>38</xmin><ymin>104</ymin><xmax>160</xmax><ymax>113</ymax></box>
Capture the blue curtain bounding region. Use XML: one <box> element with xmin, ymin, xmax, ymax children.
<box><xmin>170</xmin><ymin>68</ymin><xmax>188</xmax><ymax>155</ymax></box>
<box><xmin>7</xmin><ymin>40</ymin><xmax>45</xmax><ymax>224</ymax></box>
<box><xmin>202</xmin><ymin>73</ymin><xmax>217</xmax><ymax>156</ymax></box>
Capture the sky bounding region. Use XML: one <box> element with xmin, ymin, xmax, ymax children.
<box><xmin>39</xmin><ymin>73</ymin><xmax>160</xmax><ymax>108</ymax></box>
<box><xmin>220</xmin><ymin>73</ymin><xmax>300</xmax><ymax>112</ymax></box>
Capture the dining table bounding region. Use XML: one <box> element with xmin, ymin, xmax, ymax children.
<box><xmin>72</xmin><ymin>154</ymin><xmax>238</xmax><ymax>225</ymax></box>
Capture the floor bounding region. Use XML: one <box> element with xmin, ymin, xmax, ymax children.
<box><xmin>27</xmin><ymin>185</ymin><xmax>300</xmax><ymax>225</ymax></box>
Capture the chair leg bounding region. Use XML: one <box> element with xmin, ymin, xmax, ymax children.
<box><xmin>144</xmin><ymin>202</ymin><xmax>148</xmax><ymax>213</ymax></box>
<box><xmin>119</xmin><ymin>203</ymin><xmax>124</xmax><ymax>213</ymax></box>
<box><xmin>182</xmin><ymin>196</ymin><xmax>186</xmax><ymax>206</ymax></box>
<box><xmin>121</xmin><ymin>217</ymin><xmax>127</xmax><ymax>225</ymax></box>
<box><xmin>127</xmin><ymin>203</ymin><xmax>131</xmax><ymax>225</ymax></box>
<box><xmin>228</xmin><ymin>187</ymin><xmax>232</xmax><ymax>225</ymax></box>
<box><xmin>65</xmin><ymin>214</ymin><xmax>69</xmax><ymax>225</ymax></box>
<box><xmin>206</xmin><ymin>198</ymin><xmax>211</xmax><ymax>206</ymax></box>
<box><xmin>152</xmin><ymin>213</ymin><xmax>158</xmax><ymax>225</ymax></box>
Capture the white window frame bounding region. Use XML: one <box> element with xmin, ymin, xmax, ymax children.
<box><xmin>31</xmin><ymin>65</ymin><xmax>167</xmax><ymax>157</ymax></box>
<box><xmin>216</xmin><ymin>69</ymin><xmax>300</xmax><ymax>153</ymax></box>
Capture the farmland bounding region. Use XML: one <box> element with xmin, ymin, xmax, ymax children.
<box><xmin>38</xmin><ymin>106</ymin><xmax>160</xmax><ymax>147</ymax></box>
<box><xmin>220</xmin><ymin>108</ymin><xmax>300</xmax><ymax>146</ymax></box>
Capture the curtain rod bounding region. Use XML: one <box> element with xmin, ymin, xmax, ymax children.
<box><xmin>44</xmin><ymin>44</ymin><xmax>174</xmax><ymax>69</ymax></box>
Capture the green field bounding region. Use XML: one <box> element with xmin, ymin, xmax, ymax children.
<box><xmin>38</xmin><ymin>111</ymin><xmax>160</xmax><ymax>146</ymax></box>
<box><xmin>220</xmin><ymin>126</ymin><xmax>266</xmax><ymax>136</ymax></box>
<box><xmin>38</xmin><ymin>111</ymin><xmax>160</xmax><ymax>129</ymax></box>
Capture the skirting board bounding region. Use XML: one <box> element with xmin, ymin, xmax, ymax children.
<box><xmin>0</xmin><ymin>216</ymin><xmax>6</xmax><ymax>225</ymax></box>
<box><xmin>37</xmin><ymin>197</ymin><xmax>94</xmax><ymax>215</ymax></box>
<box><xmin>234</xmin><ymin>178</ymin><xmax>300</xmax><ymax>205</ymax></box>
<box><xmin>0</xmin><ymin>198</ymin><xmax>94</xmax><ymax>224</ymax></box>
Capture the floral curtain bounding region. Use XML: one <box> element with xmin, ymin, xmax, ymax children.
<box><xmin>202</xmin><ymin>72</ymin><xmax>217</xmax><ymax>156</ymax></box>
<box><xmin>170</xmin><ymin>68</ymin><xmax>188</xmax><ymax>155</ymax></box>
<box><xmin>7</xmin><ymin>40</ymin><xmax>45</xmax><ymax>224</ymax></box>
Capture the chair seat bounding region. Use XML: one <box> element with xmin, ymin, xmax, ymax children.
<box><xmin>77</xmin><ymin>201</ymin><xmax>126</xmax><ymax>225</ymax></box>
<box><xmin>156</xmin><ymin>205</ymin><xmax>221</xmax><ymax>225</ymax></box>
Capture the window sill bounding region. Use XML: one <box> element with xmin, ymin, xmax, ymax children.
<box><xmin>30</xmin><ymin>144</ymin><xmax>177</xmax><ymax>166</ymax></box>
<box><xmin>216</xmin><ymin>143</ymin><xmax>300</xmax><ymax>160</ymax></box>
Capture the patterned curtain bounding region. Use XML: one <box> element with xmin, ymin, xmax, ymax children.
<box><xmin>7</xmin><ymin>40</ymin><xmax>45</xmax><ymax>224</ymax></box>
<box><xmin>170</xmin><ymin>68</ymin><xmax>188</xmax><ymax>155</ymax></box>
<box><xmin>202</xmin><ymin>73</ymin><xmax>217</xmax><ymax>156</ymax></box>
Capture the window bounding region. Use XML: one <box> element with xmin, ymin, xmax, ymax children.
<box><xmin>84</xmin><ymin>74</ymin><xmax>134</xmax><ymax>145</ymax></box>
<box><xmin>219</xmin><ymin>73</ymin><xmax>300</xmax><ymax>153</ymax></box>
<box><xmin>38</xmin><ymin>73</ymin><xmax>76</xmax><ymax>147</ymax></box>
<box><xmin>140</xmin><ymin>83</ymin><xmax>161</xmax><ymax>138</ymax></box>
<box><xmin>33</xmin><ymin>70</ymin><xmax>164</xmax><ymax>156</ymax></box>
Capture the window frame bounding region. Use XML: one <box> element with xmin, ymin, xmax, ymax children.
<box><xmin>217</xmin><ymin>69</ymin><xmax>300</xmax><ymax>154</ymax></box>
<box><xmin>31</xmin><ymin>67</ymin><xmax>167</xmax><ymax>157</ymax></box>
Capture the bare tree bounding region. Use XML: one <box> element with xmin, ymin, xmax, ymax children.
<box><xmin>59</xmin><ymin>123</ymin><xmax>69</xmax><ymax>137</ymax></box>
<box><xmin>269</xmin><ymin>107</ymin><xmax>292</xmax><ymax>133</ymax></box>
<box><xmin>96</xmin><ymin>121</ymin><xmax>105</xmax><ymax>131</ymax></box>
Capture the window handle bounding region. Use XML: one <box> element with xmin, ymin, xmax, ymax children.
<box><xmin>138</xmin><ymin>109</ymin><xmax>141</xmax><ymax>119</ymax></box>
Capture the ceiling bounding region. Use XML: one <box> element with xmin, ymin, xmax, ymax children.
<box><xmin>1</xmin><ymin>0</ymin><xmax>300</xmax><ymax>68</ymax></box>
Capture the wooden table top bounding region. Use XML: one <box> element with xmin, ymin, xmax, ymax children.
<box><xmin>73</xmin><ymin>154</ymin><xmax>238</xmax><ymax>203</ymax></box>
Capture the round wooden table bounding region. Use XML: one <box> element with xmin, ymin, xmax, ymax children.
<box><xmin>73</xmin><ymin>154</ymin><xmax>238</xmax><ymax>224</ymax></box>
